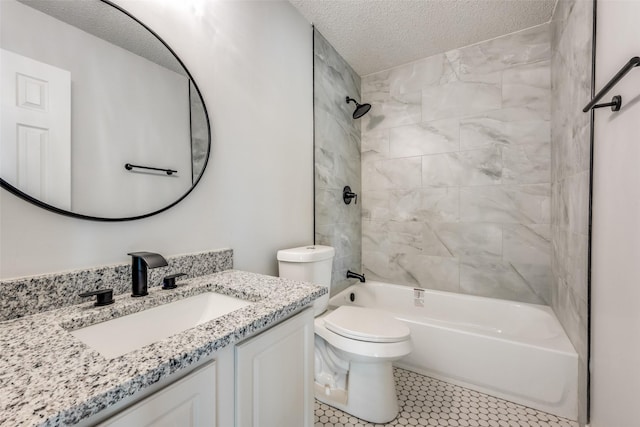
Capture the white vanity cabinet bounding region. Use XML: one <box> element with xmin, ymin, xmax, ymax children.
<box><xmin>235</xmin><ymin>307</ymin><xmax>314</xmax><ymax>427</ymax></box>
<box><xmin>98</xmin><ymin>362</ymin><xmax>216</xmax><ymax>427</ymax></box>
<box><xmin>95</xmin><ymin>307</ymin><xmax>314</xmax><ymax>427</ymax></box>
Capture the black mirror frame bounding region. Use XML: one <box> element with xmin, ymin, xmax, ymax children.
<box><xmin>0</xmin><ymin>0</ymin><xmax>211</xmax><ymax>222</ymax></box>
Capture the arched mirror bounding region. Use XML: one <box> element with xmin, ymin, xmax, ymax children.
<box><xmin>0</xmin><ymin>0</ymin><xmax>210</xmax><ymax>220</ymax></box>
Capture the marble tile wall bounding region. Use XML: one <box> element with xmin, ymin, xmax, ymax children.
<box><xmin>314</xmin><ymin>30</ymin><xmax>362</xmax><ymax>295</ymax></box>
<box><xmin>550</xmin><ymin>1</ymin><xmax>592</xmax><ymax>425</ymax></box>
<box><xmin>361</xmin><ymin>24</ymin><xmax>552</xmax><ymax>305</ymax></box>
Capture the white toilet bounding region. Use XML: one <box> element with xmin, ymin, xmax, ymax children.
<box><xmin>277</xmin><ymin>245</ymin><xmax>412</xmax><ymax>424</ymax></box>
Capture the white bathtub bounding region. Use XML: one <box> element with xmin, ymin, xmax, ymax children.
<box><xmin>329</xmin><ymin>281</ymin><xmax>578</xmax><ymax>421</ymax></box>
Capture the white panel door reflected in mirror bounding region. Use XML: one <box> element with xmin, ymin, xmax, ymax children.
<box><xmin>1</xmin><ymin>49</ymin><xmax>71</xmax><ymax>210</ymax></box>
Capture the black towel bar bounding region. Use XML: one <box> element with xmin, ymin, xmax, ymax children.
<box><xmin>583</xmin><ymin>56</ymin><xmax>640</xmax><ymax>112</ymax></box>
<box><xmin>125</xmin><ymin>163</ymin><xmax>177</xmax><ymax>175</ymax></box>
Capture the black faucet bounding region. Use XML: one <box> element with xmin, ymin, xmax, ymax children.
<box><xmin>346</xmin><ymin>270</ymin><xmax>365</xmax><ymax>283</ymax></box>
<box><xmin>128</xmin><ymin>252</ymin><xmax>168</xmax><ymax>297</ymax></box>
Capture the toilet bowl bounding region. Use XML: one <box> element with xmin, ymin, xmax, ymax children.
<box><xmin>277</xmin><ymin>246</ymin><xmax>412</xmax><ymax>424</ymax></box>
<box><xmin>314</xmin><ymin>306</ymin><xmax>412</xmax><ymax>423</ymax></box>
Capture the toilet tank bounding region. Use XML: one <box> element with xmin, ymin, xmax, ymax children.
<box><xmin>277</xmin><ymin>245</ymin><xmax>335</xmax><ymax>316</ymax></box>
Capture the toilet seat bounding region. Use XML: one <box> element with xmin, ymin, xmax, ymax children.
<box><xmin>323</xmin><ymin>306</ymin><xmax>410</xmax><ymax>343</ymax></box>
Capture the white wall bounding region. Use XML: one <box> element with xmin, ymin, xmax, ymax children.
<box><xmin>590</xmin><ymin>1</ymin><xmax>640</xmax><ymax>425</ymax></box>
<box><xmin>0</xmin><ymin>0</ymin><xmax>314</xmax><ymax>279</ymax></box>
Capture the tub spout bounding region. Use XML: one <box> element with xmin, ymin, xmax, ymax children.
<box><xmin>346</xmin><ymin>270</ymin><xmax>365</xmax><ymax>283</ymax></box>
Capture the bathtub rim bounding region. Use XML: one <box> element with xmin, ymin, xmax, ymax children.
<box><xmin>330</xmin><ymin>280</ymin><xmax>577</xmax><ymax>356</ymax></box>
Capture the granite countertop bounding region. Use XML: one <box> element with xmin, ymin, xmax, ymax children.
<box><xmin>0</xmin><ymin>270</ymin><xmax>326</xmax><ymax>427</ymax></box>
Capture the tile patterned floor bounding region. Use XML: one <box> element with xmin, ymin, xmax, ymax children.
<box><xmin>314</xmin><ymin>368</ymin><xmax>578</xmax><ymax>427</ymax></box>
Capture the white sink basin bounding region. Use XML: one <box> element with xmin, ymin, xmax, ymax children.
<box><xmin>70</xmin><ymin>292</ymin><xmax>253</xmax><ymax>359</ymax></box>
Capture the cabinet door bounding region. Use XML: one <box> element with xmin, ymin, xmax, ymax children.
<box><xmin>99</xmin><ymin>362</ymin><xmax>216</xmax><ymax>427</ymax></box>
<box><xmin>236</xmin><ymin>308</ymin><xmax>314</xmax><ymax>427</ymax></box>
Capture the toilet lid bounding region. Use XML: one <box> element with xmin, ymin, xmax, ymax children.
<box><xmin>323</xmin><ymin>306</ymin><xmax>410</xmax><ymax>343</ymax></box>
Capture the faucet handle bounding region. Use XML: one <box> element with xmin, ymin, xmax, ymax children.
<box><xmin>343</xmin><ymin>186</ymin><xmax>358</xmax><ymax>205</ymax></box>
<box><xmin>162</xmin><ymin>273</ymin><xmax>186</xmax><ymax>290</ymax></box>
<box><xmin>79</xmin><ymin>289</ymin><xmax>114</xmax><ymax>307</ymax></box>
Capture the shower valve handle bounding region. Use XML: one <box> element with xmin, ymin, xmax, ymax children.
<box><xmin>343</xmin><ymin>186</ymin><xmax>358</xmax><ymax>205</ymax></box>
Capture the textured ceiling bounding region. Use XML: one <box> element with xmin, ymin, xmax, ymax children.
<box><xmin>289</xmin><ymin>0</ymin><xmax>557</xmax><ymax>76</ymax></box>
<box><xmin>18</xmin><ymin>0</ymin><xmax>186</xmax><ymax>76</ymax></box>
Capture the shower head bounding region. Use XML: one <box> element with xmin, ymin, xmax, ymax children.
<box><xmin>346</xmin><ymin>96</ymin><xmax>371</xmax><ymax>119</ymax></box>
